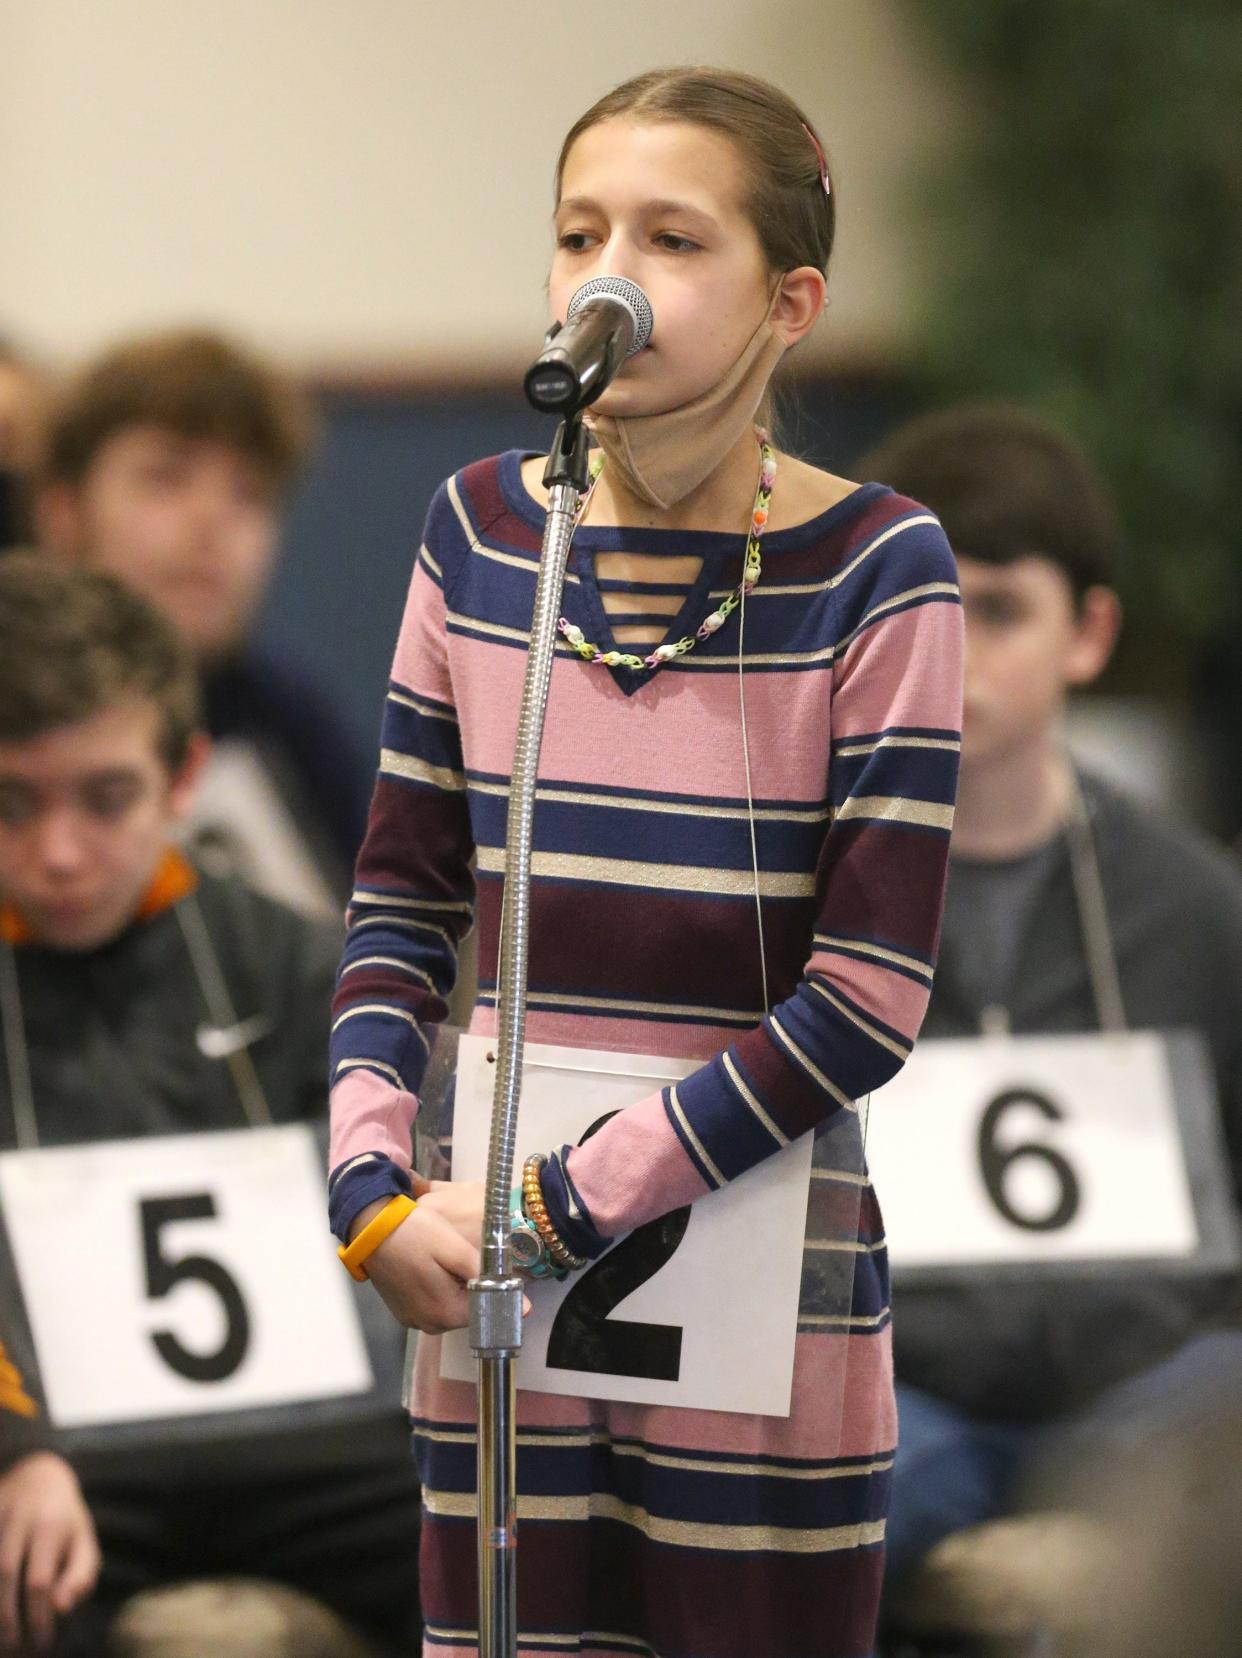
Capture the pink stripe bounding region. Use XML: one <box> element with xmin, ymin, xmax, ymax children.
<box><xmin>453</xmin><ymin>635</ymin><xmax>832</xmax><ymax>804</ymax></box>
<box><xmin>806</xmin><ymin>947</ymin><xmax>930</xmax><ymax>1042</ymax></box>
<box><xmin>468</xmin><ymin>1004</ymin><xmax>737</xmax><ymax>1064</ymax></box>
<box><xmin>392</xmin><ymin>562</ymin><xmax>455</xmax><ymax>706</ymax></box>
<box><xmin>565</xmin><ymin>1088</ymin><xmax>711</xmax><ymax>1235</ymax></box>
<box><xmin>604</xmin><ymin>1330</ymin><xmax>895</xmax><ymax>1461</ymax></box>
<box><xmin>329</xmin><ymin>1067</ymin><xmax>419</xmax><ymax>1170</ymax></box>
<box><xmin>833</xmin><ymin>601</ymin><xmax>963</xmax><ymax>737</ymax></box>
<box><xmin>412</xmin><ymin>1328</ymin><xmax>894</xmax><ymax>1462</ymax></box>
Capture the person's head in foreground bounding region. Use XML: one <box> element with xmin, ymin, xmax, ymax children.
<box><xmin>863</xmin><ymin>403</ymin><xmax>1123</xmax><ymax>779</ymax></box>
<box><xmin>546</xmin><ymin>65</ymin><xmax>836</xmax><ymax>520</ymax></box>
<box><xmin>0</xmin><ymin>553</ymin><xmax>206</xmax><ymax>952</ymax></box>
<box><xmin>34</xmin><ymin>329</ymin><xmax>310</xmax><ymax>664</ymax></box>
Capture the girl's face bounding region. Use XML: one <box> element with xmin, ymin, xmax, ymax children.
<box><xmin>551</xmin><ymin>118</ymin><xmax>777</xmax><ymax>418</ymax></box>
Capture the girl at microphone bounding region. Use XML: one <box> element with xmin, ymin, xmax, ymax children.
<box><xmin>329</xmin><ymin>67</ymin><xmax>962</xmax><ymax>1658</ymax></box>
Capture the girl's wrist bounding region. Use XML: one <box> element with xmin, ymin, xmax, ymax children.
<box><xmin>347</xmin><ymin>1198</ymin><xmax>392</xmax><ymax>1244</ymax></box>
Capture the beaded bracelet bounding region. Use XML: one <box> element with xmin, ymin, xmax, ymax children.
<box><xmin>522</xmin><ymin>1154</ymin><xmax>588</xmax><ymax>1272</ymax></box>
<box><xmin>337</xmin><ymin>1194</ymin><xmax>418</xmax><ymax>1281</ymax></box>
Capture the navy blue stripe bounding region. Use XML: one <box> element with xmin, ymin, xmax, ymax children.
<box><xmin>464</xmin><ymin>767</ymin><xmax>829</xmax><ymax>818</ymax></box>
<box><xmin>468</xmin><ymin>789</ymin><xmax>825</xmax><ymax>874</ymax></box>
<box><xmin>662</xmin><ymin>1088</ymin><xmax>721</xmax><ymax>1190</ymax></box>
<box><xmin>829</xmin><ymin>745</ymin><xmax>959</xmax><ymax>810</ymax></box>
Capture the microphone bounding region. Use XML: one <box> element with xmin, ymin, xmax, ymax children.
<box><xmin>524</xmin><ymin>276</ymin><xmax>654</xmax><ymax>414</ymax></box>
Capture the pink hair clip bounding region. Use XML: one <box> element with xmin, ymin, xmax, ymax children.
<box><xmin>801</xmin><ymin>122</ymin><xmax>831</xmax><ymax>197</ymax></box>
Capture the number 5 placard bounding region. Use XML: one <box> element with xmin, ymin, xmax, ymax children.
<box><xmin>0</xmin><ymin>1126</ymin><xmax>372</xmax><ymax>1427</ymax></box>
<box><xmin>440</xmin><ymin>1036</ymin><xmax>814</xmax><ymax>1418</ymax></box>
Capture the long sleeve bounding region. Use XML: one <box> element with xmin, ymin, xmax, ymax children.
<box><xmin>328</xmin><ymin>487</ymin><xmax>477</xmax><ymax>1239</ymax></box>
<box><xmin>544</xmin><ymin>519</ymin><xmax>963</xmax><ymax>1256</ymax></box>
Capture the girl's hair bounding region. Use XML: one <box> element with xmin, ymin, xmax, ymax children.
<box><xmin>556</xmin><ymin>67</ymin><xmax>835</xmax><ymax>277</ymax></box>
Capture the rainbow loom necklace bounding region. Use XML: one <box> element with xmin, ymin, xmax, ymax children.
<box><xmin>557</xmin><ymin>428</ymin><xmax>776</xmax><ymax>674</ymax></box>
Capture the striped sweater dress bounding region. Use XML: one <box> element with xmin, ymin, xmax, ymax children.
<box><xmin>328</xmin><ymin>450</ymin><xmax>963</xmax><ymax>1658</ymax></box>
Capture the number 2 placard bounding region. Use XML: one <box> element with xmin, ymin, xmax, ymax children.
<box><xmin>0</xmin><ymin>1126</ymin><xmax>372</xmax><ymax>1426</ymax></box>
<box><xmin>439</xmin><ymin>1036</ymin><xmax>814</xmax><ymax>1417</ymax></box>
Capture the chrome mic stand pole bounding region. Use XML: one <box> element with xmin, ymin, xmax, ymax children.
<box><xmin>470</xmin><ymin>414</ymin><xmax>590</xmax><ymax>1658</ymax></box>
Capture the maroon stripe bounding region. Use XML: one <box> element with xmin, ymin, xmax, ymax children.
<box><xmin>420</xmin><ymin>1511</ymin><xmax>883</xmax><ymax>1657</ymax></box>
<box><xmin>817</xmin><ymin>820</ymin><xmax>949</xmax><ymax>961</ymax></box>
<box><xmin>458</xmin><ymin>457</ymin><xmax>544</xmax><ymax>555</ymax></box>
<box><xmin>474</xmin><ymin>877</ymin><xmax>808</xmax><ymax>1011</ymax></box>
<box><xmin>358</xmin><ymin>775</ymin><xmax>475</xmax><ymax>903</ymax></box>
<box><xmin>732</xmin><ymin>1022</ymin><xmax>830</xmax><ymax>1139</ymax></box>
<box><xmin>330</xmin><ymin>966</ymin><xmax>444</xmax><ymax>1023</ymax></box>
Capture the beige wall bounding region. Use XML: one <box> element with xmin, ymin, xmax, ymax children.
<box><xmin>0</xmin><ymin>0</ymin><xmax>957</xmax><ymax>375</ymax></box>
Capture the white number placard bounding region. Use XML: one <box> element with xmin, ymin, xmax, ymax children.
<box><xmin>0</xmin><ymin>1125</ymin><xmax>372</xmax><ymax>1427</ymax></box>
<box><xmin>866</xmin><ymin>1032</ymin><xmax>1201</xmax><ymax>1267</ymax></box>
<box><xmin>440</xmin><ymin>1036</ymin><xmax>814</xmax><ymax>1417</ymax></box>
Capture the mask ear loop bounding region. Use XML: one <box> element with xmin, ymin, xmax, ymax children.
<box><xmin>737</xmin><ymin>566</ymin><xmax>769</xmax><ymax>1017</ymax></box>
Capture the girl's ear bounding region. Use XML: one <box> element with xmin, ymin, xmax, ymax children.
<box><xmin>769</xmin><ymin>266</ymin><xmax>826</xmax><ymax>348</ymax></box>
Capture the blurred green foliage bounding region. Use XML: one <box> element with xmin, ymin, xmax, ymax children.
<box><xmin>910</xmin><ymin>1</ymin><xmax>1242</xmax><ymax>644</ymax></box>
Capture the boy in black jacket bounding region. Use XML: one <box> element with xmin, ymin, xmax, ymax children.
<box><xmin>0</xmin><ymin>557</ymin><xmax>418</xmax><ymax>1655</ymax></box>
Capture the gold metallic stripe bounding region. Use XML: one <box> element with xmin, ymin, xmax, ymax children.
<box><xmin>339</xmin><ymin>955</ymin><xmax>437</xmax><ymax>992</ymax></box>
<box><xmin>806</xmin><ymin>979</ymin><xmax>911</xmax><ymax>1061</ymax></box>
<box><xmin>475</xmin><ymin>845</ymin><xmax>815</xmax><ymax>900</ymax></box>
<box><xmin>423</xmin><ymin>1486</ymin><xmax>885</xmax><ymax>1553</ymax></box>
<box><xmin>667</xmin><ymin>1084</ymin><xmax>726</xmax><ymax>1186</ymax></box>
<box><xmin>833</xmin><ymin>794</ymin><xmax>955</xmax><ymax>832</ymax></box>
<box><xmin>414</xmin><ymin>1422</ymin><xmax>892</xmax><ymax>1482</ymax></box>
<box><xmin>379</xmin><ymin>748</ymin><xmax>466</xmax><ymax>793</ymax></box>
<box><xmin>351</xmin><ymin>888</ymin><xmax>471</xmax><ymax>916</ymax></box>
<box><xmin>474</xmin><ymin>539</ymin><xmax>582</xmax><ymax>585</ymax></box>
<box><xmin>705</xmin><ymin>513</ymin><xmax>941</xmax><ymax>601</ymax></box>
<box><xmin>805</xmin><ymin>1235</ymin><xmax>888</xmax><ymax>1255</ymax></box>
<box><xmin>767</xmin><ymin>1017</ymin><xmax>854</xmax><ymax>1110</ymax></box>
<box><xmin>350</xmin><ymin>913</ymin><xmax>458</xmax><ymax>950</ymax></box>
<box><xmin>445</xmin><ymin>610</ymin><xmax>535</xmax><ymax>647</ymax></box>
<box><xmin>418</xmin><ymin>542</ymin><xmax>443</xmax><ymax>581</ymax></box>
<box><xmin>387</xmin><ymin>687</ymin><xmax>456</xmax><ymax>723</ymax></box>
<box><xmin>834</xmin><ymin>734</ymin><xmax>960</xmax><ymax>757</ymax></box>
<box><xmin>333</xmin><ymin>1056</ymin><xmax>406</xmax><ymax>1087</ymax></box>
<box><xmin>721</xmin><ymin>1052</ymin><xmax>789</xmax><ymax>1146</ymax></box>
<box><xmin>423</xmin><ymin>1625</ymin><xmax>649</xmax><ymax>1655</ymax></box>
<box><xmin>467</xmin><ymin>776</ymin><xmax>830</xmax><ymax>825</ymax></box>
<box><xmin>445</xmin><ymin>474</ymin><xmax>477</xmax><ymax>552</ymax></box>
<box><xmin>330</xmin><ymin>1003</ymin><xmax>429</xmax><ymax>1054</ymax></box>
<box><xmin>813</xmin><ymin>933</ymin><xmax>934</xmax><ymax>982</ymax></box>
<box><xmin>506</xmin><ymin>987</ymin><xmax>759</xmax><ymax>1025</ymax></box>
<box><xmin>845</xmin><ymin>580</ymin><xmax>960</xmax><ymax>648</ymax></box>
<box><xmin>799</xmin><ymin>1308</ymin><xmax>891</xmax><ymax>1329</ymax></box>
<box><xmin>810</xmin><ymin>1166</ymin><xmax>871</xmax><ymax>1187</ymax></box>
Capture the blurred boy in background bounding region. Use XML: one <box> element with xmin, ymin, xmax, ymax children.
<box><xmin>34</xmin><ymin>329</ymin><xmax>372</xmax><ymax>916</ymax></box>
<box><xmin>861</xmin><ymin>405</ymin><xmax>1242</xmax><ymax>1598</ymax></box>
<box><xmin>0</xmin><ymin>557</ymin><xmax>418</xmax><ymax>1655</ymax></box>
<box><xmin>0</xmin><ymin>340</ymin><xmax>49</xmax><ymax>554</ymax></box>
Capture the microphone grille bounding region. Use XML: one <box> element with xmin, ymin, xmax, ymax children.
<box><xmin>566</xmin><ymin>277</ymin><xmax>654</xmax><ymax>355</ymax></box>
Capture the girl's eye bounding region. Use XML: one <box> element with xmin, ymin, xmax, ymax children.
<box><xmin>655</xmin><ymin>233</ymin><xmax>700</xmax><ymax>253</ymax></box>
<box><xmin>557</xmin><ymin>232</ymin><xmax>595</xmax><ymax>252</ymax></box>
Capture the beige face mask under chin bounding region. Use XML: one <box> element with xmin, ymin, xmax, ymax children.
<box><xmin>585</xmin><ymin>311</ymin><xmax>787</xmax><ymax>512</ymax></box>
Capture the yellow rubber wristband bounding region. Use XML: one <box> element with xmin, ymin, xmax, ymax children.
<box><xmin>338</xmin><ymin>1194</ymin><xmax>417</xmax><ymax>1282</ymax></box>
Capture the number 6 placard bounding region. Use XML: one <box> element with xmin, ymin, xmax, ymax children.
<box><xmin>865</xmin><ymin>1032</ymin><xmax>1210</xmax><ymax>1268</ymax></box>
<box><xmin>440</xmin><ymin>1036</ymin><xmax>814</xmax><ymax>1418</ymax></box>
